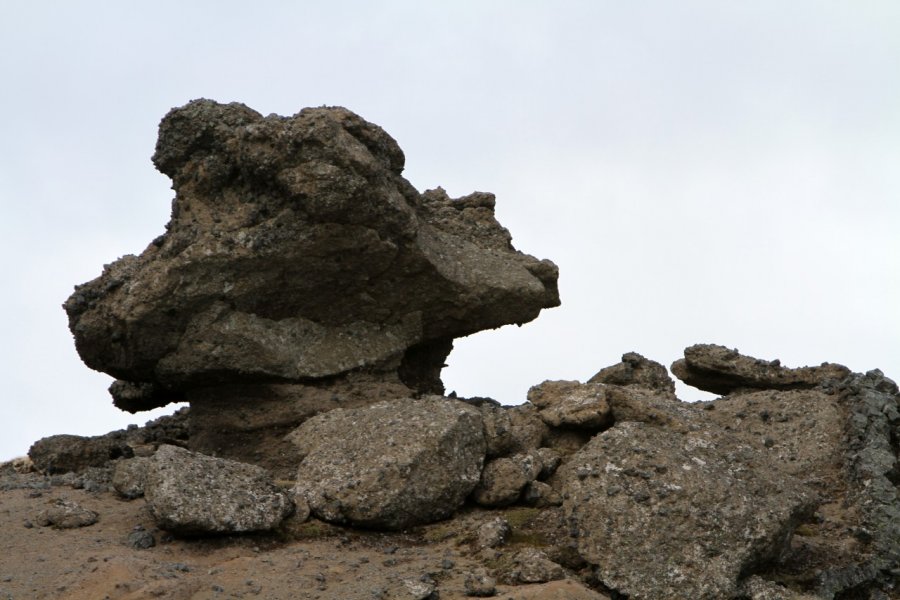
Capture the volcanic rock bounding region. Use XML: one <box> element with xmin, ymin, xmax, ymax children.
<box><xmin>671</xmin><ymin>343</ymin><xmax>850</xmax><ymax>395</ymax></box>
<box><xmin>288</xmin><ymin>397</ymin><xmax>485</xmax><ymax>529</ymax></box>
<box><xmin>35</xmin><ymin>499</ymin><xmax>99</xmax><ymax>529</ymax></box>
<box><xmin>471</xmin><ymin>452</ymin><xmax>542</xmax><ymax>507</ymax></box>
<box><xmin>527</xmin><ymin>381</ymin><xmax>613</xmax><ymax>429</ymax></box>
<box><xmin>64</xmin><ymin>99</ymin><xmax>559</xmax><ymax>413</ymax></box>
<box><xmin>588</xmin><ymin>351</ymin><xmax>675</xmax><ymax>395</ymax></box>
<box><xmin>29</xmin><ymin>433</ymin><xmax>133</xmax><ymax>474</ymax></box>
<box><xmin>563</xmin><ymin>421</ymin><xmax>816</xmax><ymax>600</ymax></box>
<box><xmin>143</xmin><ymin>444</ymin><xmax>293</xmax><ymax>534</ymax></box>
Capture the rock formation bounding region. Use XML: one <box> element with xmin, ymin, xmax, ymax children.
<box><xmin>11</xmin><ymin>102</ymin><xmax>897</xmax><ymax>598</ymax></box>
<box><xmin>63</xmin><ymin>99</ymin><xmax>558</xmax><ymax>471</ymax></box>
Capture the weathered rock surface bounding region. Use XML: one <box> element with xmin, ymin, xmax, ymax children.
<box><xmin>564</xmin><ymin>421</ymin><xmax>816</xmax><ymax>600</ymax></box>
<box><xmin>472</xmin><ymin>452</ymin><xmax>542</xmax><ymax>507</ymax></box>
<box><xmin>527</xmin><ymin>381</ymin><xmax>613</xmax><ymax>429</ymax></box>
<box><xmin>501</xmin><ymin>581</ymin><xmax>611</xmax><ymax>600</ymax></box>
<box><xmin>143</xmin><ymin>444</ymin><xmax>293</xmax><ymax>534</ymax></box>
<box><xmin>672</xmin><ymin>343</ymin><xmax>850</xmax><ymax>395</ymax></box>
<box><xmin>588</xmin><ymin>351</ymin><xmax>675</xmax><ymax>395</ymax></box>
<box><xmin>289</xmin><ymin>397</ymin><xmax>485</xmax><ymax>529</ymax></box>
<box><xmin>65</xmin><ymin>99</ymin><xmax>559</xmax><ymax>413</ymax></box>
<box><xmin>505</xmin><ymin>548</ymin><xmax>566</xmax><ymax>584</ymax></box>
<box><xmin>35</xmin><ymin>499</ymin><xmax>99</xmax><ymax>529</ymax></box>
<box><xmin>29</xmin><ymin>433</ymin><xmax>133</xmax><ymax>474</ymax></box>
<box><xmin>112</xmin><ymin>456</ymin><xmax>150</xmax><ymax>499</ymax></box>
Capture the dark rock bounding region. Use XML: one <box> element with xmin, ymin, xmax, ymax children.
<box><xmin>143</xmin><ymin>445</ymin><xmax>293</xmax><ymax>534</ymax></box>
<box><xmin>28</xmin><ymin>434</ymin><xmax>132</xmax><ymax>474</ymax></box>
<box><xmin>464</xmin><ymin>569</ymin><xmax>497</xmax><ymax>597</ymax></box>
<box><xmin>126</xmin><ymin>529</ymin><xmax>156</xmax><ymax>549</ymax></box>
<box><xmin>64</xmin><ymin>99</ymin><xmax>558</xmax><ymax>411</ymax></box>
<box><xmin>289</xmin><ymin>397</ymin><xmax>485</xmax><ymax>529</ymax></box>
<box><xmin>671</xmin><ymin>343</ymin><xmax>850</xmax><ymax>395</ymax></box>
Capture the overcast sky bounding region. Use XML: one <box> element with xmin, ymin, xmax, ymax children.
<box><xmin>1</xmin><ymin>2</ymin><xmax>898</xmax><ymax>461</ymax></box>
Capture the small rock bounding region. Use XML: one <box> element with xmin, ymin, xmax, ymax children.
<box><xmin>35</xmin><ymin>499</ymin><xmax>99</xmax><ymax>529</ymax></box>
<box><xmin>464</xmin><ymin>568</ymin><xmax>497</xmax><ymax>597</ymax></box>
<box><xmin>471</xmin><ymin>453</ymin><xmax>541</xmax><ymax>507</ymax></box>
<box><xmin>521</xmin><ymin>481</ymin><xmax>562</xmax><ymax>507</ymax></box>
<box><xmin>112</xmin><ymin>457</ymin><xmax>150</xmax><ymax>499</ymax></box>
<box><xmin>477</xmin><ymin>517</ymin><xmax>511</xmax><ymax>548</ymax></box>
<box><xmin>401</xmin><ymin>578</ymin><xmax>435</xmax><ymax>600</ymax></box>
<box><xmin>507</xmin><ymin>549</ymin><xmax>564</xmax><ymax>584</ymax></box>
<box><xmin>527</xmin><ymin>380</ymin><xmax>613</xmax><ymax>429</ymax></box>
<box><xmin>126</xmin><ymin>530</ymin><xmax>156</xmax><ymax>549</ymax></box>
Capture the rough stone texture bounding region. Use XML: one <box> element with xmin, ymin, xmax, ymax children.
<box><xmin>112</xmin><ymin>457</ymin><xmax>150</xmax><ymax>499</ymax></box>
<box><xmin>35</xmin><ymin>499</ymin><xmax>99</xmax><ymax>529</ymax></box>
<box><xmin>671</xmin><ymin>343</ymin><xmax>850</xmax><ymax>395</ymax></box>
<box><xmin>588</xmin><ymin>351</ymin><xmax>676</xmax><ymax>395</ymax></box>
<box><xmin>564</xmin><ymin>421</ymin><xmax>816</xmax><ymax>600</ymax></box>
<box><xmin>64</xmin><ymin>99</ymin><xmax>559</xmax><ymax>412</ymax></box>
<box><xmin>521</xmin><ymin>481</ymin><xmax>562</xmax><ymax>507</ymax></box>
<box><xmin>289</xmin><ymin>397</ymin><xmax>485</xmax><ymax>529</ymax></box>
<box><xmin>506</xmin><ymin>404</ymin><xmax>550</xmax><ymax>454</ymax></box>
<box><xmin>28</xmin><ymin>433</ymin><xmax>133</xmax><ymax>474</ymax></box>
<box><xmin>476</xmin><ymin>516</ymin><xmax>511</xmax><ymax>549</ymax></box>
<box><xmin>186</xmin><ymin>376</ymin><xmax>413</xmax><ymax>479</ymax></box>
<box><xmin>506</xmin><ymin>549</ymin><xmax>565</xmax><ymax>584</ymax></box>
<box><xmin>501</xmin><ymin>581</ymin><xmax>610</xmax><ymax>600</ymax></box>
<box><xmin>143</xmin><ymin>444</ymin><xmax>293</xmax><ymax>534</ymax></box>
<box><xmin>471</xmin><ymin>453</ymin><xmax>542</xmax><ymax>507</ymax></box>
<box><xmin>464</xmin><ymin>568</ymin><xmax>497</xmax><ymax>597</ymax></box>
<box><xmin>527</xmin><ymin>381</ymin><xmax>613</xmax><ymax>429</ymax></box>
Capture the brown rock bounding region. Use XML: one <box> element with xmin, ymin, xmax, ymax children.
<box><xmin>671</xmin><ymin>343</ymin><xmax>850</xmax><ymax>395</ymax></box>
<box><xmin>588</xmin><ymin>351</ymin><xmax>675</xmax><ymax>395</ymax></box>
<box><xmin>527</xmin><ymin>381</ymin><xmax>613</xmax><ymax>429</ymax></box>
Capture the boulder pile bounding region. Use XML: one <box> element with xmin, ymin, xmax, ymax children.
<box><xmin>25</xmin><ymin>102</ymin><xmax>900</xmax><ymax>598</ymax></box>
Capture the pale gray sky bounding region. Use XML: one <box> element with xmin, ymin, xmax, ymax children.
<box><xmin>1</xmin><ymin>1</ymin><xmax>898</xmax><ymax>460</ymax></box>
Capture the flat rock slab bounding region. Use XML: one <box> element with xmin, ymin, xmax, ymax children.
<box><xmin>289</xmin><ymin>397</ymin><xmax>485</xmax><ymax>529</ymax></box>
<box><xmin>564</xmin><ymin>421</ymin><xmax>815</xmax><ymax>600</ymax></box>
<box><xmin>671</xmin><ymin>343</ymin><xmax>850</xmax><ymax>395</ymax></box>
<box><xmin>143</xmin><ymin>445</ymin><xmax>293</xmax><ymax>534</ymax></box>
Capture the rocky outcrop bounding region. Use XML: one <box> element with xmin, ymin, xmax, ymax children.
<box><xmin>143</xmin><ymin>445</ymin><xmax>293</xmax><ymax>534</ymax></box>
<box><xmin>588</xmin><ymin>351</ymin><xmax>675</xmax><ymax>395</ymax></box>
<box><xmin>288</xmin><ymin>397</ymin><xmax>485</xmax><ymax>529</ymax></box>
<box><xmin>671</xmin><ymin>343</ymin><xmax>850</xmax><ymax>395</ymax></box>
<box><xmin>65</xmin><ymin>99</ymin><xmax>558</xmax><ymax>413</ymax></box>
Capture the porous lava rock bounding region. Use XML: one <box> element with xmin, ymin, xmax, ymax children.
<box><xmin>671</xmin><ymin>343</ymin><xmax>850</xmax><ymax>395</ymax></box>
<box><xmin>143</xmin><ymin>444</ymin><xmax>293</xmax><ymax>534</ymax></box>
<box><xmin>564</xmin><ymin>421</ymin><xmax>816</xmax><ymax>600</ymax></box>
<box><xmin>64</xmin><ymin>99</ymin><xmax>559</xmax><ymax>414</ymax></box>
<box><xmin>588</xmin><ymin>351</ymin><xmax>675</xmax><ymax>395</ymax></box>
<box><xmin>288</xmin><ymin>397</ymin><xmax>485</xmax><ymax>529</ymax></box>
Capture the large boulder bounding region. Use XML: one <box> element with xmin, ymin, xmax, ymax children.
<box><xmin>143</xmin><ymin>444</ymin><xmax>293</xmax><ymax>534</ymax></box>
<box><xmin>64</xmin><ymin>99</ymin><xmax>559</xmax><ymax>412</ymax></box>
<box><xmin>288</xmin><ymin>397</ymin><xmax>485</xmax><ymax>529</ymax></box>
<box><xmin>564</xmin><ymin>421</ymin><xmax>816</xmax><ymax>600</ymax></box>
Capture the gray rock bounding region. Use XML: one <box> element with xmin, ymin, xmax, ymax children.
<box><xmin>126</xmin><ymin>529</ymin><xmax>156</xmax><ymax>549</ymax></box>
<box><xmin>35</xmin><ymin>499</ymin><xmax>99</xmax><ymax>529</ymax></box>
<box><xmin>28</xmin><ymin>433</ymin><xmax>132</xmax><ymax>474</ymax></box>
<box><xmin>671</xmin><ymin>343</ymin><xmax>850</xmax><ymax>395</ymax></box>
<box><xmin>564</xmin><ymin>421</ymin><xmax>815</xmax><ymax>600</ymax></box>
<box><xmin>533</xmin><ymin>448</ymin><xmax>561</xmax><ymax>479</ymax></box>
<box><xmin>143</xmin><ymin>445</ymin><xmax>293</xmax><ymax>534</ymax></box>
<box><xmin>471</xmin><ymin>453</ymin><xmax>541</xmax><ymax>507</ymax></box>
<box><xmin>506</xmin><ymin>404</ymin><xmax>549</xmax><ymax>454</ymax></box>
<box><xmin>464</xmin><ymin>568</ymin><xmax>497</xmax><ymax>597</ymax></box>
<box><xmin>506</xmin><ymin>549</ymin><xmax>565</xmax><ymax>584</ymax></box>
<box><xmin>499</xmin><ymin>581</ymin><xmax>610</xmax><ymax>600</ymax></box>
<box><xmin>289</xmin><ymin>397</ymin><xmax>485</xmax><ymax>529</ymax></box>
<box><xmin>588</xmin><ymin>351</ymin><xmax>676</xmax><ymax>395</ymax></box>
<box><xmin>476</xmin><ymin>516</ymin><xmax>511</xmax><ymax>549</ymax></box>
<box><xmin>64</xmin><ymin>100</ymin><xmax>559</xmax><ymax>410</ymax></box>
<box><xmin>527</xmin><ymin>381</ymin><xmax>612</xmax><ymax>429</ymax></box>
<box><xmin>521</xmin><ymin>481</ymin><xmax>562</xmax><ymax>508</ymax></box>
<box><xmin>112</xmin><ymin>457</ymin><xmax>150</xmax><ymax>499</ymax></box>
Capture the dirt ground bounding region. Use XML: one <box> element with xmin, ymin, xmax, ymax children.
<box><xmin>0</xmin><ymin>468</ymin><xmax>596</xmax><ymax>600</ymax></box>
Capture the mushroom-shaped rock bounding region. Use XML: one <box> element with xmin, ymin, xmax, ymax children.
<box><xmin>288</xmin><ymin>397</ymin><xmax>485</xmax><ymax>529</ymax></box>
<box><xmin>64</xmin><ymin>100</ymin><xmax>559</xmax><ymax>411</ymax></box>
